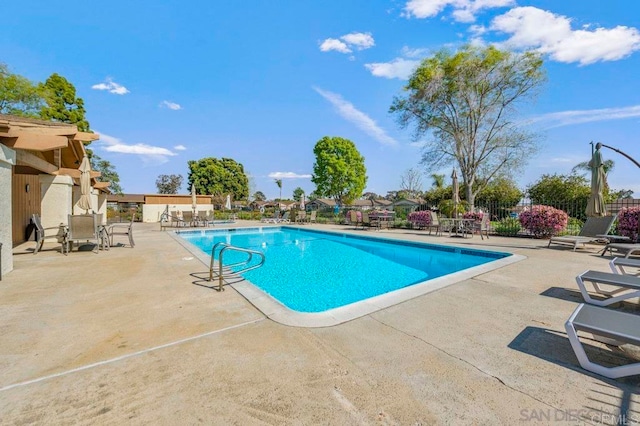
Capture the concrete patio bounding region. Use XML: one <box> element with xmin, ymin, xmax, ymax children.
<box><xmin>1</xmin><ymin>222</ymin><xmax>639</xmax><ymax>424</ymax></box>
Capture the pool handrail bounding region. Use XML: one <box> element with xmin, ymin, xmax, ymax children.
<box><xmin>209</xmin><ymin>242</ymin><xmax>265</xmax><ymax>291</ymax></box>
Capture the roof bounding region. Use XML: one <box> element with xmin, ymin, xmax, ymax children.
<box><xmin>107</xmin><ymin>194</ymin><xmax>146</xmax><ymax>203</ymax></box>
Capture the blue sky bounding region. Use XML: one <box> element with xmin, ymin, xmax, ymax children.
<box><xmin>2</xmin><ymin>0</ymin><xmax>639</xmax><ymax>199</ymax></box>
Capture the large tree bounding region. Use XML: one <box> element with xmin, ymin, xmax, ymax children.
<box><xmin>156</xmin><ymin>174</ymin><xmax>183</xmax><ymax>194</ymax></box>
<box><xmin>292</xmin><ymin>187</ymin><xmax>304</xmax><ymax>202</ymax></box>
<box><xmin>187</xmin><ymin>157</ymin><xmax>249</xmax><ymax>200</ymax></box>
<box><xmin>0</xmin><ymin>63</ymin><xmax>43</xmax><ymax>117</ymax></box>
<box><xmin>253</xmin><ymin>191</ymin><xmax>266</xmax><ymax>201</ymax></box>
<box><xmin>399</xmin><ymin>168</ymin><xmax>423</xmax><ymax>198</ymax></box>
<box><xmin>39</xmin><ymin>73</ymin><xmax>90</xmax><ymax>132</ymax></box>
<box><xmin>91</xmin><ymin>154</ymin><xmax>123</xmax><ymax>194</ymax></box>
<box><xmin>390</xmin><ymin>45</ymin><xmax>545</xmax><ymax>210</ymax></box>
<box><xmin>311</xmin><ymin>136</ymin><xmax>367</xmax><ymax>205</ymax></box>
<box><xmin>475</xmin><ymin>176</ymin><xmax>523</xmax><ymax>206</ymax></box>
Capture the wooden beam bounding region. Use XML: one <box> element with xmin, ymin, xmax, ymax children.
<box><xmin>1</xmin><ymin>132</ymin><xmax>69</xmax><ymax>151</ymax></box>
<box><xmin>55</xmin><ymin>167</ymin><xmax>101</xmax><ymax>179</ymax></box>
<box><xmin>72</xmin><ymin>132</ymin><xmax>99</xmax><ymax>142</ymax></box>
<box><xmin>93</xmin><ymin>181</ymin><xmax>110</xmax><ymax>189</ymax></box>
<box><xmin>15</xmin><ymin>150</ymin><xmax>58</xmax><ymax>174</ymax></box>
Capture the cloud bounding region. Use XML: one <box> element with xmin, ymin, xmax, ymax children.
<box><xmin>319</xmin><ymin>38</ymin><xmax>351</xmax><ymax>53</ymax></box>
<box><xmin>402</xmin><ymin>0</ymin><xmax>514</xmax><ymax>22</ymax></box>
<box><xmin>268</xmin><ymin>172</ymin><xmax>312</xmax><ymax>179</ymax></box>
<box><xmin>91</xmin><ymin>78</ymin><xmax>130</xmax><ymax>95</ymax></box>
<box><xmin>320</xmin><ymin>32</ymin><xmax>375</xmax><ymax>54</ymax></box>
<box><xmin>364</xmin><ymin>58</ymin><xmax>420</xmax><ymax>80</ymax></box>
<box><xmin>160</xmin><ymin>100</ymin><xmax>182</xmax><ymax>110</ymax></box>
<box><xmin>527</xmin><ymin>105</ymin><xmax>640</xmax><ymax>129</ymax></box>
<box><xmin>491</xmin><ymin>7</ymin><xmax>640</xmax><ymax>65</ymax></box>
<box><xmin>313</xmin><ymin>87</ymin><xmax>398</xmax><ymax>146</ymax></box>
<box><xmin>95</xmin><ymin>131</ymin><xmax>178</xmax><ymax>164</ymax></box>
<box><xmin>174</xmin><ymin>144</ymin><xmax>186</xmax><ymax>151</ymax></box>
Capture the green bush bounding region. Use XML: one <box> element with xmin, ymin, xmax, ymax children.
<box><xmin>558</xmin><ymin>217</ymin><xmax>584</xmax><ymax>236</ymax></box>
<box><xmin>493</xmin><ymin>217</ymin><xmax>521</xmax><ymax>236</ymax></box>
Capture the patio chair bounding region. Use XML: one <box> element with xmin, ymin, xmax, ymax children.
<box><xmin>182</xmin><ymin>211</ymin><xmax>194</xmax><ymax>227</ymax></box>
<box><xmin>308</xmin><ymin>210</ymin><xmax>317</xmax><ymax>224</ymax></box>
<box><xmin>565</xmin><ymin>303</ymin><xmax>640</xmax><ymax>378</ymax></box>
<box><xmin>601</xmin><ymin>243</ymin><xmax>640</xmax><ymax>258</ymax></box>
<box><xmin>427</xmin><ymin>211</ymin><xmax>442</xmax><ymax>236</ymax></box>
<box><xmin>472</xmin><ymin>215</ymin><xmax>490</xmax><ymax>240</ymax></box>
<box><xmin>296</xmin><ymin>211</ymin><xmax>307</xmax><ymax>224</ymax></box>
<box><xmin>362</xmin><ymin>211</ymin><xmax>376</xmax><ymax>230</ymax></box>
<box><xmin>31</xmin><ymin>214</ymin><xmax>65</xmax><ymax>254</ymax></box>
<box><xmin>609</xmin><ymin>257</ymin><xmax>640</xmax><ymax>275</ymax></box>
<box><xmin>575</xmin><ymin>269</ymin><xmax>640</xmax><ymax>306</ymax></box>
<box><xmin>65</xmin><ymin>214</ymin><xmax>100</xmax><ymax>255</ymax></box>
<box><xmin>349</xmin><ymin>211</ymin><xmax>362</xmax><ymax>230</ymax></box>
<box><xmin>106</xmin><ymin>216</ymin><xmax>135</xmax><ymax>248</ymax></box>
<box><xmin>547</xmin><ymin>215</ymin><xmax>617</xmax><ymax>251</ymax></box>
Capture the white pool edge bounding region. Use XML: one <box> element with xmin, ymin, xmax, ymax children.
<box><xmin>169</xmin><ymin>227</ymin><xmax>527</xmax><ymax>328</ymax></box>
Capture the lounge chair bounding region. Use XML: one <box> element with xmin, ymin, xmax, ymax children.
<box><xmin>106</xmin><ymin>216</ymin><xmax>135</xmax><ymax>248</ymax></box>
<box><xmin>349</xmin><ymin>211</ymin><xmax>362</xmax><ymax>230</ymax></box>
<box><xmin>565</xmin><ymin>303</ymin><xmax>640</xmax><ymax>378</ymax></box>
<box><xmin>601</xmin><ymin>243</ymin><xmax>640</xmax><ymax>258</ymax></box>
<box><xmin>575</xmin><ymin>270</ymin><xmax>640</xmax><ymax>306</ymax></box>
<box><xmin>609</xmin><ymin>257</ymin><xmax>640</xmax><ymax>275</ymax></box>
<box><xmin>65</xmin><ymin>214</ymin><xmax>100</xmax><ymax>254</ymax></box>
<box><xmin>31</xmin><ymin>214</ymin><xmax>65</xmax><ymax>254</ymax></box>
<box><xmin>278</xmin><ymin>211</ymin><xmax>290</xmax><ymax>223</ymax></box>
<box><xmin>548</xmin><ymin>215</ymin><xmax>617</xmax><ymax>251</ymax></box>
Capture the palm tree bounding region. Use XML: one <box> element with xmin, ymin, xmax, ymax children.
<box><xmin>430</xmin><ymin>173</ymin><xmax>445</xmax><ymax>189</ymax></box>
<box><xmin>275</xmin><ymin>179</ymin><xmax>282</xmax><ymax>212</ymax></box>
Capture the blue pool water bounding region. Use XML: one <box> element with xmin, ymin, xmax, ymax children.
<box><xmin>178</xmin><ymin>227</ymin><xmax>510</xmax><ymax>313</ymax></box>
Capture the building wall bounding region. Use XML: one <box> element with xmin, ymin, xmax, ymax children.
<box><xmin>0</xmin><ymin>144</ymin><xmax>16</xmax><ymax>277</ymax></box>
<box><xmin>40</xmin><ymin>175</ymin><xmax>73</xmax><ymax>229</ymax></box>
<box><xmin>142</xmin><ymin>204</ymin><xmax>215</xmax><ymax>222</ymax></box>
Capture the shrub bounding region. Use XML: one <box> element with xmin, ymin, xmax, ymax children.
<box><xmin>408</xmin><ymin>210</ymin><xmax>432</xmax><ymax>228</ymax></box>
<box><xmin>519</xmin><ymin>205</ymin><xmax>568</xmax><ymax>238</ymax></box>
<box><xmin>617</xmin><ymin>207</ymin><xmax>640</xmax><ymax>242</ymax></box>
<box><xmin>493</xmin><ymin>217</ymin><xmax>521</xmax><ymax>236</ymax></box>
<box><xmin>463</xmin><ymin>212</ymin><xmax>484</xmax><ymax>222</ymax></box>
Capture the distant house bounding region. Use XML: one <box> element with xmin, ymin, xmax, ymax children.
<box><xmin>391</xmin><ymin>198</ymin><xmax>426</xmax><ymax>212</ymax></box>
<box><xmin>107</xmin><ymin>194</ymin><xmax>145</xmax><ymax>211</ymax></box>
<box><xmin>306</xmin><ymin>198</ymin><xmax>337</xmax><ymax>210</ymax></box>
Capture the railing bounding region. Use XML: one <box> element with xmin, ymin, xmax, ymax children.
<box><xmin>209</xmin><ymin>242</ymin><xmax>265</xmax><ymax>291</ymax></box>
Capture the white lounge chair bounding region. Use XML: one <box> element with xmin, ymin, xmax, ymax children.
<box><xmin>601</xmin><ymin>243</ymin><xmax>640</xmax><ymax>258</ymax></box>
<box><xmin>609</xmin><ymin>257</ymin><xmax>640</xmax><ymax>275</ymax></box>
<box><xmin>576</xmin><ymin>270</ymin><xmax>640</xmax><ymax>306</ymax></box>
<box><xmin>566</xmin><ymin>303</ymin><xmax>640</xmax><ymax>379</ymax></box>
<box><xmin>548</xmin><ymin>215</ymin><xmax>617</xmax><ymax>251</ymax></box>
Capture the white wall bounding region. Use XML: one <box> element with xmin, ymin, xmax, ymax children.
<box><xmin>96</xmin><ymin>192</ymin><xmax>107</xmax><ymax>225</ymax></box>
<box><xmin>41</xmin><ymin>175</ymin><xmax>73</xmax><ymax>229</ymax></box>
<box><xmin>0</xmin><ymin>144</ymin><xmax>16</xmax><ymax>277</ymax></box>
<box><xmin>142</xmin><ymin>204</ymin><xmax>215</xmax><ymax>222</ymax></box>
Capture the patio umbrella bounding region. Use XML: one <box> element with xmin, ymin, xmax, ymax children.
<box><xmin>451</xmin><ymin>168</ymin><xmax>460</xmax><ymax>218</ymax></box>
<box><xmin>191</xmin><ymin>185</ymin><xmax>197</xmax><ymax>216</ymax></box>
<box><xmin>225</xmin><ymin>194</ymin><xmax>232</xmax><ymax>210</ymax></box>
<box><xmin>586</xmin><ymin>145</ymin><xmax>606</xmax><ymax>217</ymax></box>
<box><xmin>77</xmin><ymin>156</ymin><xmax>93</xmax><ymax>213</ymax></box>
<box><xmin>300</xmin><ymin>193</ymin><xmax>305</xmax><ymax>211</ymax></box>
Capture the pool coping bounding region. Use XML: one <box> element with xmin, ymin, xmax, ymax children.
<box><xmin>170</xmin><ymin>226</ymin><xmax>526</xmax><ymax>328</ymax></box>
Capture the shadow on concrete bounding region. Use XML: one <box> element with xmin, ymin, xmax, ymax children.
<box><xmin>540</xmin><ymin>287</ymin><xmax>586</xmax><ymax>304</ymax></box>
<box><xmin>189</xmin><ymin>271</ymin><xmax>244</xmax><ymax>291</ymax></box>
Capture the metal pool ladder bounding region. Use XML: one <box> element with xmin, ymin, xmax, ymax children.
<box><xmin>209</xmin><ymin>242</ymin><xmax>265</xmax><ymax>291</ymax></box>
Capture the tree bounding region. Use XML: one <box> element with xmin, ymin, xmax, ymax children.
<box><xmin>155</xmin><ymin>174</ymin><xmax>183</xmax><ymax>194</ymax></box>
<box><xmin>362</xmin><ymin>192</ymin><xmax>380</xmax><ymax>200</ymax></box>
<box><xmin>39</xmin><ymin>73</ymin><xmax>90</xmax><ymax>132</ymax></box>
<box><xmin>430</xmin><ymin>173</ymin><xmax>445</xmax><ymax>189</ymax></box>
<box><xmin>292</xmin><ymin>187</ymin><xmax>304</xmax><ymax>202</ymax></box>
<box><xmin>475</xmin><ymin>177</ymin><xmax>523</xmax><ymax>206</ymax></box>
<box><xmin>527</xmin><ymin>173</ymin><xmax>590</xmax><ymax>219</ymax></box>
<box><xmin>253</xmin><ymin>191</ymin><xmax>266</xmax><ymax>201</ymax></box>
<box><xmin>399</xmin><ymin>168</ymin><xmax>423</xmax><ymax>198</ymax></box>
<box><xmin>187</xmin><ymin>157</ymin><xmax>249</xmax><ymax>200</ymax></box>
<box><xmin>91</xmin><ymin>154</ymin><xmax>123</xmax><ymax>194</ymax></box>
<box><xmin>0</xmin><ymin>63</ymin><xmax>43</xmax><ymax>117</ymax></box>
<box><xmin>390</xmin><ymin>45</ymin><xmax>545</xmax><ymax>210</ymax></box>
<box><xmin>311</xmin><ymin>136</ymin><xmax>367</xmax><ymax>205</ymax></box>
<box><xmin>274</xmin><ymin>179</ymin><xmax>282</xmax><ymax>201</ymax></box>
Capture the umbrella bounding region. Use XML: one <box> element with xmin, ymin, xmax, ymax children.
<box><xmin>451</xmin><ymin>169</ymin><xmax>460</xmax><ymax>218</ymax></box>
<box><xmin>191</xmin><ymin>185</ymin><xmax>197</xmax><ymax>215</ymax></box>
<box><xmin>300</xmin><ymin>193</ymin><xmax>305</xmax><ymax>211</ymax></box>
<box><xmin>225</xmin><ymin>194</ymin><xmax>232</xmax><ymax>210</ymax></box>
<box><xmin>586</xmin><ymin>146</ymin><xmax>607</xmax><ymax>217</ymax></box>
<box><xmin>77</xmin><ymin>156</ymin><xmax>93</xmax><ymax>213</ymax></box>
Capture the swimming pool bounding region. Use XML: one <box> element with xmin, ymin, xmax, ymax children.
<box><xmin>176</xmin><ymin>226</ymin><xmax>523</xmax><ymax>326</ymax></box>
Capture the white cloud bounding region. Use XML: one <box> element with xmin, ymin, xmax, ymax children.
<box><xmin>268</xmin><ymin>172</ymin><xmax>312</xmax><ymax>179</ymax></box>
<box><xmin>364</xmin><ymin>58</ymin><xmax>420</xmax><ymax>80</ymax></box>
<box><xmin>160</xmin><ymin>100</ymin><xmax>182</xmax><ymax>110</ymax></box>
<box><xmin>174</xmin><ymin>144</ymin><xmax>186</xmax><ymax>151</ymax></box>
<box><xmin>319</xmin><ymin>38</ymin><xmax>351</xmax><ymax>53</ymax></box>
<box><xmin>491</xmin><ymin>7</ymin><xmax>640</xmax><ymax>65</ymax></box>
<box><xmin>95</xmin><ymin>131</ymin><xmax>178</xmax><ymax>164</ymax></box>
<box><xmin>528</xmin><ymin>105</ymin><xmax>640</xmax><ymax>128</ymax></box>
<box><xmin>402</xmin><ymin>0</ymin><xmax>514</xmax><ymax>22</ymax></box>
<box><xmin>320</xmin><ymin>32</ymin><xmax>375</xmax><ymax>54</ymax></box>
<box><xmin>341</xmin><ymin>32</ymin><xmax>375</xmax><ymax>50</ymax></box>
<box><xmin>91</xmin><ymin>78</ymin><xmax>130</xmax><ymax>95</ymax></box>
<box><xmin>313</xmin><ymin>87</ymin><xmax>398</xmax><ymax>147</ymax></box>
<box><xmin>400</xmin><ymin>46</ymin><xmax>431</xmax><ymax>58</ymax></box>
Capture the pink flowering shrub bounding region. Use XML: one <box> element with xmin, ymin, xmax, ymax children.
<box><xmin>519</xmin><ymin>205</ymin><xmax>568</xmax><ymax>238</ymax></box>
<box><xmin>617</xmin><ymin>207</ymin><xmax>640</xmax><ymax>242</ymax></box>
<box><xmin>463</xmin><ymin>212</ymin><xmax>484</xmax><ymax>222</ymax></box>
<box><xmin>408</xmin><ymin>210</ymin><xmax>432</xmax><ymax>228</ymax></box>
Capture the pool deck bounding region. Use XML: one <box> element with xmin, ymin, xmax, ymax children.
<box><xmin>1</xmin><ymin>222</ymin><xmax>639</xmax><ymax>424</ymax></box>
